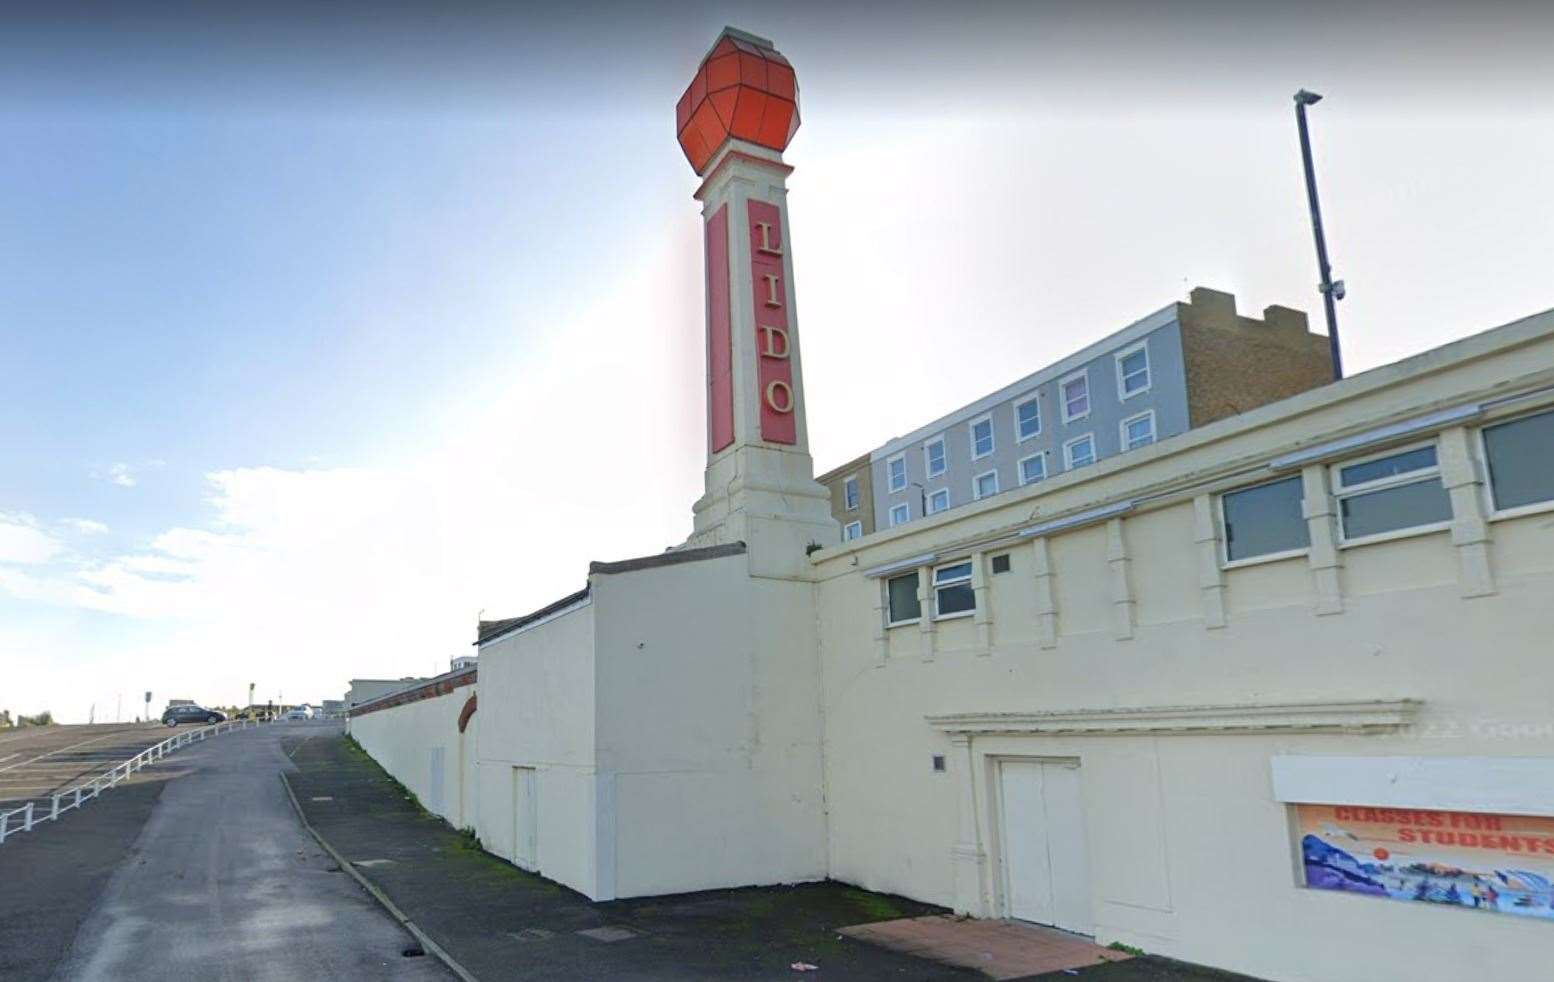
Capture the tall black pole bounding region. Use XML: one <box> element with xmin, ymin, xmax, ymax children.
<box><xmin>1294</xmin><ymin>89</ymin><xmax>1343</xmax><ymax>380</ymax></box>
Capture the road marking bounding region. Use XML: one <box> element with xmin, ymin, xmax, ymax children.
<box><xmin>0</xmin><ymin>753</ymin><xmax>17</xmax><ymax>764</ymax></box>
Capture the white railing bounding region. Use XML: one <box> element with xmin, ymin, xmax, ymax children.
<box><xmin>0</xmin><ymin>717</ymin><xmax>269</xmax><ymax>846</ymax></box>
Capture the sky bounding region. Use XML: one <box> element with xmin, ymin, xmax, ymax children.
<box><xmin>3</xmin><ymin>1</ymin><xmax>1553</xmax><ymax>722</ymax></box>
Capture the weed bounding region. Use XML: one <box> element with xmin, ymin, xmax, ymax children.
<box><xmin>1108</xmin><ymin>941</ymin><xmax>1146</xmax><ymax>956</ymax></box>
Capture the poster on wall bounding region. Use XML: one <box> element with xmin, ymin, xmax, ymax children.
<box><xmin>1297</xmin><ymin>803</ymin><xmax>1554</xmax><ymax>920</ymax></box>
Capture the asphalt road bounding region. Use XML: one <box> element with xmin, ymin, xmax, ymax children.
<box><xmin>0</xmin><ymin>723</ymin><xmax>171</xmax><ymax>814</ymax></box>
<box><xmin>2</xmin><ymin>721</ymin><xmax>449</xmax><ymax>982</ymax></box>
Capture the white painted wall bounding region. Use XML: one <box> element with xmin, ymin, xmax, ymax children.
<box><xmin>350</xmin><ymin>682</ymin><xmax>477</xmax><ymax>829</ymax></box>
<box><xmin>592</xmin><ymin>552</ymin><xmax>828</xmax><ymax>898</ymax></box>
<box><xmin>809</xmin><ymin>313</ymin><xmax>1554</xmax><ymax>982</ymax></box>
<box><xmin>473</xmin><ymin>599</ymin><xmax>600</xmax><ymax>898</ymax></box>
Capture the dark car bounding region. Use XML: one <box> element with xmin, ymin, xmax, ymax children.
<box><xmin>161</xmin><ymin>704</ymin><xmax>226</xmax><ymax>726</ymax></box>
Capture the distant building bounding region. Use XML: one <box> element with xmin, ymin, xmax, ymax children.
<box><xmin>816</xmin><ymin>287</ymin><xmax>1332</xmax><ymax>535</ymax></box>
<box><xmin>346</xmin><ymin>678</ymin><xmax>427</xmax><ymax>710</ymax></box>
<box><xmin>451</xmin><ymin>654</ymin><xmax>478</xmax><ymax>672</ymax></box>
<box><xmin>815</xmin><ymin>452</ymin><xmax>874</xmax><ymax>543</ymax></box>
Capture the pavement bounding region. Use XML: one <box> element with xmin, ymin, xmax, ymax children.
<box><xmin>0</xmin><ymin>720</ymin><xmax>449</xmax><ymax>982</ymax></box>
<box><xmin>286</xmin><ymin>732</ymin><xmax>1262</xmax><ymax>982</ymax></box>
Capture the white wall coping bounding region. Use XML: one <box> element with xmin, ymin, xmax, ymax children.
<box><xmin>926</xmin><ymin>699</ymin><xmax>1421</xmax><ymax>736</ymax></box>
<box><xmin>1271</xmin><ymin>754</ymin><xmax>1554</xmax><ymax>817</ymax></box>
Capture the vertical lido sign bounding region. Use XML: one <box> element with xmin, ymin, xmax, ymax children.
<box><xmin>748</xmin><ymin>199</ymin><xmax>796</xmax><ymax>444</ymax></box>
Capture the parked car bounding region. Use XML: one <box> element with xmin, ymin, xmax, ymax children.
<box><xmin>162</xmin><ymin>704</ymin><xmax>226</xmax><ymax>726</ymax></box>
<box><xmin>283</xmin><ymin>707</ymin><xmax>311</xmax><ymax>721</ymax></box>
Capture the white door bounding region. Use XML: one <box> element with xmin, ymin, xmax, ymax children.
<box><xmin>511</xmin><ymin>766</ymin><xmax>537</xmax><ymax>870</ymax></box>
<box><xmin>1000</xmin><ymin>759</ymin><xmax>1093</xmax><ymax>935</ymax></box>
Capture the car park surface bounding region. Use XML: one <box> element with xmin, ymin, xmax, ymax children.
<box><xmin>0</xmin><ymin>724</ymin><xmax>171</xmax><ymax>819</ymax></box>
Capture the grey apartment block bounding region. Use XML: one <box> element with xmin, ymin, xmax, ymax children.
<box><xmin>871</xmin><ymin>307</ymin><xmax>1185</xmax><ymax>526</ymax></box>
<box><xmin>867</xmin><ymin>288</ymin><xmax>1331</xmax><ymax>529</ymax></box>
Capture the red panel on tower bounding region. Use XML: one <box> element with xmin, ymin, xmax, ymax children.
<box><xmin>748</xmin><ymin>199</ymin><xmax>795</xmax><ymax>445</ymax></box>
<box><xmin>705</xmin><ymin>205</ymin><xmax>734</xmax><ymax>453</ymax></box>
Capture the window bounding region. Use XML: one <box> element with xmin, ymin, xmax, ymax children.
<box><xmin>1060</xmin><ymin>371</ymin><xmax>1090</xmax><ymax>423</ymax></box>
<box><xmin>1483</xmin><ymin>409</ymin><xmax>1554</xmax><ymax>514</ymax></box>
<box><xmin>1064</xmin><ymin>434</ymin><xmax>1095</xmax><ymax>470</ymax></box>
<box><xmin>1015</xmin><ymin>396</ymin><xmax>1041</xmax><ymax>441</ymax></box>
<box><xmin>928</xmin><ymin>488</ymin><xmax>950</xmax><ymax>514</ymax></box>
<box><xmin>889</xmin><ymin>502</ymin><xmax>910</xmax><ymax>527</ymax></box>
<box><xmin>973</xmin><ymin>470</ymin><xmax>999</xmax><ymax>500</ymax></box>
<box><xmin>991</xmin><ymin>553</ymin><xmax>1011</xmax><ymax>574</ymax></box>
<box><xmin>1018</xmin><ymin>453</ymin><xmax>1046</xmax><ymax>486</ymax></box>
<box><xmin>843</xmin><ymin>475</ymin><xmax>860</xmax><ymax>511</ymax></box>
<box><xmin>1333</xmin><ymin>443</ymin><xmax>1452</xmax><ymax>543</ymax></box>
<box><xmin>842</xmin><ymin>520</ymin><xmax>862</xmax><ymax>541</ymax></box>
<box><xmin>924</xmin><ymin>437</ymin><xmax>947</xmax><ymax>479</ymax></box>
<box><xmin>1221</xmin><ymin>476</ymin><xmax>1309</xmax><ymax>564</ymax></box>
<box><xmin>886</xmin><ymin>571</ymin><xmax>921</xmax><ymax>624</ymax></box>
<box><xmin>970</xmin><ymin>415</ymin><xmax>995</xmax><ymax>459</ymax></box>
<box><xmin>887</xmin><ymin>454</ymin><xmax>907</xmax><ymax>493</ymax></box>
<box><xmin>933</xmin><ymin>562</ymin><xmax>975</xmax><ymax>618</ymax></box>
<box><xmin>1115</xmin><ymin>342</ymin><xmax>1150</xmax><ymax>399</ymax></box>
<box><xmin>1121</xmin><ymin>410</ymin><xmax>1156</xmax><ymax>451</ymax></box>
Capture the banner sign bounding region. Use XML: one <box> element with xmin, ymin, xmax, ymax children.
<box><xmin>1297</xmin><ymin>803</ymin><xmax>1554</xmax><ymax>920</ymax></box>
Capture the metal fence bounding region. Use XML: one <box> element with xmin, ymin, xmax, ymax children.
<box><xmin>0</xmin><ymin>717</ymin><xmax>268</xmax><ymax>846</ymax></box>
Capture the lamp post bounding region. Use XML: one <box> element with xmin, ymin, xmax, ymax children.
<box><xmin>1294</xmin><ymin>89</ymin><xmax>1344</xmax><ymax>380</ymax></box>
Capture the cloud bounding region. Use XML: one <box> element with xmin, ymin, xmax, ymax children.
<box><xmin>0</xmin><ymin>514</ymin><xmax>64</xmax><ymax>565</ymax></box>
<box><xmin>1</xmin><ymin>239</ymin><xmax>706</xmax><ymax>722</ymax></box>
<box><xmin>106</xmin><ymin>463</ymin><xmax>137</xmax><ymax>487</ymax></box>
<box><xmin>64</xmin><ymin>518</ymin><xmax>110</xmax><ymax>535</ymax></box>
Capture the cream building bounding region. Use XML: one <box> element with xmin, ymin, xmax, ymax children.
<box><xmin>348</xmin><ymin>27</ymin><xmax>1554</xmax><ymax>982</ymax></box>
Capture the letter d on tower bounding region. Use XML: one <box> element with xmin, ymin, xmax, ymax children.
<box><xmin>676</xmin><ymin>27</ymin><xmax>837</xmax><ymax>570</ymax></box>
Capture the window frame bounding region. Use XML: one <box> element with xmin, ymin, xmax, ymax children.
<box><xmin>1478</xmin><ymin>409</ymin><xmax>1554</xmax><ymax>521</ymax></box>
<box><xmin>1059</xmin><ymin>369</ymin><xmax>1091</xmax><ymax>423</ymax></box>
<box><xmin>927</xmin><ymin>487</ymin><xmax>951</xmax><ymax>514</ymax></box>
<box><xmin>885</xmin><ymin>570</ymin><xmax>922</xmax><ymax>627</ymax></box>
<box><xmin>1331</xmin><ymin>440</ymin><xmax>1453</xmax><ymax>547</ymax></box>
<box><xmin>923</xmin><ymin>436</ymin><xmax>947</xmax><ymax>479</ymax></box>
<box><xmin>888</xmin><ymin>502</ymin><xmax>910</xmax><ymax>528</ymax></box>
<box><xmin>1114</xmin><ymin>341</ymin><xmax>1151</xmax><ymax>401</ymax></box>
<box><xmin>1017</xmin><ymin>452</ymin><xmax>1046</xmax><ymax>486</ymax></box>
<box><xmin>842</xmin><ymin>520</ymin><xmax>863</xmax><ymax>541</ymax></box>
<box><xmin>1014</xmin><ymin>394</ymin><xmax>1042</xmax><ymax>442</ymax></box>
<box><xmin>1063</xmin><ymin>433</ymin><xmax>1096</xmax><ymax>471</ymax></box>
<box><xmin>842</xmin><ymin>474</ymin><xmax>860</xmax><ymax>511</ymax></box>
<box><xmin>1217</xmin><ymin>475</ymin><xmax>1311</xmax><ymax>570</ymax></box>
<box><xmin>1120</xmin><ymin>409</ymin><xmax>1157</xmax><ymax>452</ymax></box>
<box><xmin>886</xmin><ymin>453</ymin><xmax>907</xmax><ymax>493</ymax></box>
<box><xmin>972</xmin><ymin>468</ymin><xmax>999</xmax><ymax>501</ymax></box>
<box><xmin>931</xmin><ymin>560</ymin><xmax>975</xmax><ymax>621</ymax></box>
<box><xmin>969</xmin><ymin>414</ymin><xmax>995</xmax><ymax>461</ymax></box>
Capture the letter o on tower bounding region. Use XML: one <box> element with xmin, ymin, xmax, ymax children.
<box><xmin>765</xmin><ymin>379</ymin><xmax>794</xmax><ymax>414</ymax></box>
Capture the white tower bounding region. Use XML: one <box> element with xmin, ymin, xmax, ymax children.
<box><xmin>676</xmin><ymin>28</ymin><xmax>837</xmax><ymax>577</ymax></box>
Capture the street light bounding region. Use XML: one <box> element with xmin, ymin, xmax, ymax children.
<box><xmin>1294</xmin><ymin>88</ymin><xmax>1344</xmax><ymax>380</ymax></box>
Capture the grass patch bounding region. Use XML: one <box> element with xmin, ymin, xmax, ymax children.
<box><xmin>844</xmin><ymin>888</ymin><xmax>907</xmax><ymax>922</ymax></box>
<box><xmin>454</xmin><ymin>826</ymin><xmax>483</xmax><ymax>852</ymax></box>
<box><xmin>1108</xmin><ymin>942</ymin><xmax>1146</xmax><ymax>956</ymax></box>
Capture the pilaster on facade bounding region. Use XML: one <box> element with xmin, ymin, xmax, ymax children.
<box><xmin>1301</xmin><ymin>464</ymin><xmax>1344</xmax><ymax>615</ymax></box>
<box><xmin>1029</xmin><ymin>537</ymin><xmax>1059</xmax><ymax>649</ymax></box>
<box><xmin>918</xmin><ymin>567</ymin><xmax>937</xmax><ymax>662</ymax></box>
<box><xmin>948</xmin><ymin>733</ymin><xmax>990</xmax><ymax>917</ymax></box>
<box><xmin>1106</xmin><ymin>517</ymin><xmax>1136</xmax><ymax>641</ymax></box>
<box><xmin>1437</xmin><ymin>426</ymin><xmax>1496</xmax><ymax>598</ymax></box>
<box><xmin>872</xmin><ymin>590</ymin><xmax>889</xmax><ymax>667</ymax></box>
<box><xmin>970</xmin><ymin>551</ymin><xmax>992</xmax><ymax>653</ymax></box>
<box><xmin>1192</xmin><ymin>494</ymin><xmax>1228</xmax><ymax>629</ymax></box>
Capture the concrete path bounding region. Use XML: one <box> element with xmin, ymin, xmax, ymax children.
<box><xmin>45</xmin><ymin>722</ymin><xmax>449</xmax><ymax>982</ymax></box>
